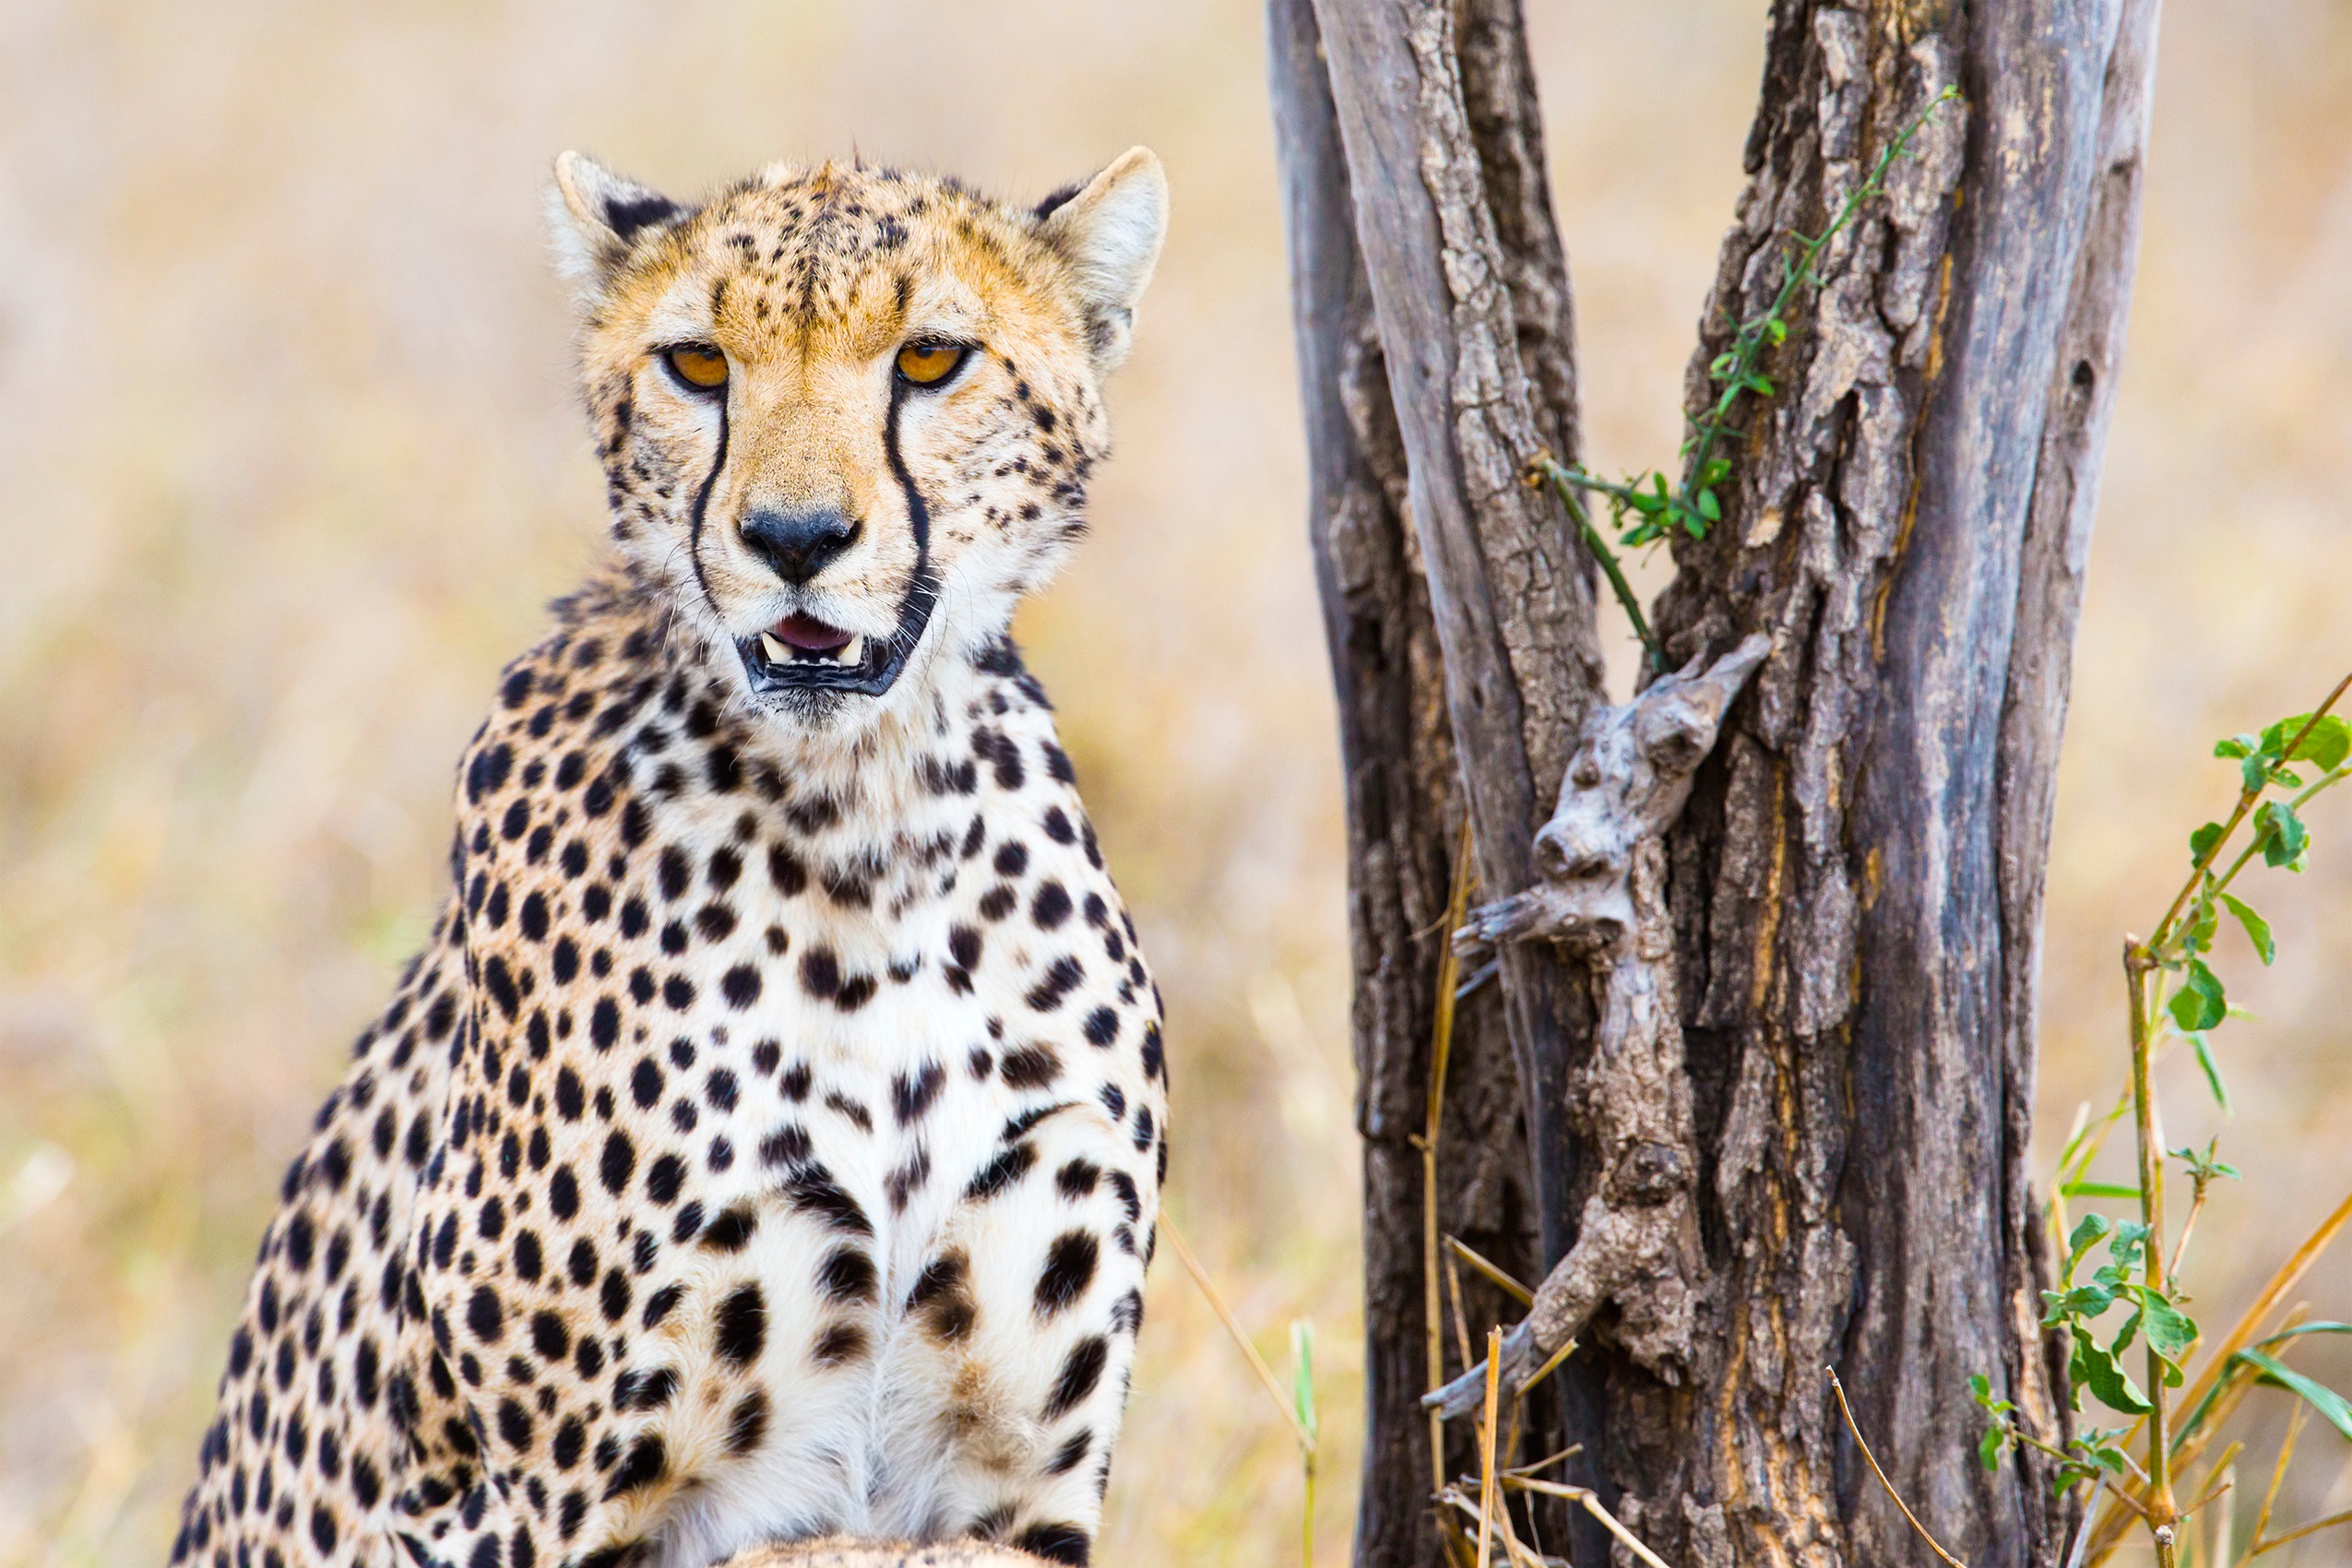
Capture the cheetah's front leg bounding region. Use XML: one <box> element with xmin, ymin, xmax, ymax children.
<box><xmin>877</xmin><ymin>1104</ymin><xmax>1157</xmax><ymax>1566</ymax></box>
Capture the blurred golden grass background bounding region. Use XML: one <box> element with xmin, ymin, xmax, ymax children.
<box><xmin>2</xmin><ymin>2</ymin><xmax>2348</xmax><ymax>1562</ymax></box>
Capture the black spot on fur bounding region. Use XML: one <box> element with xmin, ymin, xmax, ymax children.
<box><xmin>893</xmin><ymin>1061</ymin><xmax>946</xmax><ymax>1124</ymax></box>
<box><xmin>466</xmin><ymin>1285</ymin><xmax>503</xmax><ymax>1344</ymax></box>
<box><xmin>701</xmin><ymin>1206</ymin><xmax>757</xmax><ymax>1253</ymax></box>
<box><xmin>726</xmin><ymin>1389</ymin><xmax>770</xmax><ymax>1456</ymax></box>
<box><xmin>600</xmin><ymin>1433</ymin><xmax>668</xmax><ymax>1500</ymax></box>
<box><xmin>1043</xmin><ymin>1336</ymin><xmax>1109</xmax><ymax>1419</ymax></box>
<box><xmin>599</xmin><ymin>1132</ymin><xmax>636</xmax><ymax>1194</ymax></box>
<box><xmin>965</xmin><ymin>1141</ymin><xmax>1038</xmax><ymax>1201</ymax></box>
<box><xmin>1035</xmin><ymin>1231</ymin><xmax>1099</xmax><ymax>1315</ymax></box>
<box><xmin>1014</xmin><ymin>1522</ymin><xmax>1090</xmax><ymax>1564</ymax></box>
<box><xmin>1000</xmin><ymin>1044</ymin><xmax>1062</xmax><ymax>1088</ymax></box>
<box><xmin>817</xmin><ymin>1246</ymin><xmax>879</xmax><ymax>1305</ymax></box>
<box><xmin>812</xmin><ymin>1322</ymin><xmax>868</xmax><ymax>1366</ymax></box>
<box><xmin>781</xmin><ymin>1170</ymin><xmax>873</xmax><ymax>1237</ymax></box>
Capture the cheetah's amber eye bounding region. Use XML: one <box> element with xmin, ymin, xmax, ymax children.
<box><xmin>896</xmin><ymin>342</ymin><xmax>967</xmax><ymax>387</ymax></box>
<box><xmin>664</xmin><ymin>345</ymin><xmax>730</xmax><ymax>392</ymax></box>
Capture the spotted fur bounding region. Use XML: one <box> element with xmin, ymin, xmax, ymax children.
<box><xmin>170</xmin><ymin>148</ymin><xmax>1171</xmax><ymax>1568</ymax></box>
<box><xmin>718</xmin><ymin>1540</ymin><xmax>1050</xmax><ymax>1568</ymax></box>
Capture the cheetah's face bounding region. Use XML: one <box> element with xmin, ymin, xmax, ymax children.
<box><xmin>551</xmin><ymin>151</ymin><xmax>1167</xmax><ymax>731</ymax></box>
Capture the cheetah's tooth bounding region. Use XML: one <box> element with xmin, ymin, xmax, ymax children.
<box><xmin>760</xmin><ymin>632</ymin><xmax>790</xmax><ymax>664</ymax></box>
<box><xmin>842</xmin><ymin>635</ymin><xmax>866</xmax><ymax>665</ymax></box>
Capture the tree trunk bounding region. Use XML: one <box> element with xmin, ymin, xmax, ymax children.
<box><xmin>1270</xmin><ymin>0</ymin><xmax>2161</xmax><ymax>1565</ymax></box>
<box><xmin>1267</xmin><ymin>2</ymin><xmax>1591</xmax><ymax>1560</ymax></box>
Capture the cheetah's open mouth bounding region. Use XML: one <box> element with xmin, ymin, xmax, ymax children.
<box><xmin>734</xmin><ymin>566</ymin><xmax>940</xmax><ymax>699</ymax></box>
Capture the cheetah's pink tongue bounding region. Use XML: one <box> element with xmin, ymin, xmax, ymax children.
<box><xmin>767</xmin><ymin>613</ymin><xmax>853</xmax><ymax>652</ymax></box>
<box><xmin>757</xmin><ymin>613</ymin><xmax>865</xmax><ymax>668</ymax></box>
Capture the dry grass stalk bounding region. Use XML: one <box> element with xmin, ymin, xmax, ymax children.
<box><xmin>1438</xmin><ymin>1491</ymin><xmax>1551</xmax><ymax>1568</ymax></box>
<box><xmin>1503</xmin><ymin>1443</ymin><xmax>1582</xmax><ymax>1479</ymax></box>
<box><xmin>1160</xmin><ymin>1220</ymin><xmax>1314</xmax><ymax>1454</ymax></box>
<box><xmin>2063</xmin><ymin>1478</ymin><xmax>2108</xmax><ymax>1568</ymax></box>
<box><xmin>1476</xmin><ymin>1327</ymin><xmax>1503</xmax><ymax>1568</ymax></box>
<box><xmin>2204</xmin><ymin>1465</ymin><xmax>2235</xmax><ymax>1568</ymax></box>
<box><xmin>2180</xmin><ymin>1442</ymin><xmax>2240</xmax><ymax>1521</ymax></box>
<box><xmin>2224</xmin><ymin>1396</ymin><xmax>2352</xmax><ymax>1560</ymax></box>
<box><xmin>2247</xmin><ymin>1401</ymin><xmax>2301</xmax><ymax>1557</ymax></box>
<box><xmin>1516</xmin><ymin>1336</ymin><xmax>1578</xmax><ymax>1402</ymax></box>
<box><xmin>1423</xmin><ymin>823</ymin><xmax>1479</xmax><ymax>1499</ymax></box>
<box><xmin>1445</xmin><ymin>1249</ymin><xmax>1477</xmax><ymax>1374</ymax></box>
<box><xmin>1445</xmin><ymin>1235</ymin><xmax>1534</xmax><ymax>1307</ymax></box>
<box><xmin>1503</xmin><ymin>1478</ymin><xmax>1675</xmax><ymax>1568</ymax></box>
<box><xmin>1827</xmin><ymin>1367</ymin><xmax>1968</xmax><ymax>1568</ymax></box>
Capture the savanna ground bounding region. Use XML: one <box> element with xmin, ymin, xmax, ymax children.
<box><xmin>3</xmin><ymin>3</ymin><xmax>2349</xmax><ymax>1563</ymax></box>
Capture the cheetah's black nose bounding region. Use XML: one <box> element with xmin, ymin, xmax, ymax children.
<box><xmin>742</xmin><ymin>506</ymin><xmax>861</xmax><ymax>585</ymax></box>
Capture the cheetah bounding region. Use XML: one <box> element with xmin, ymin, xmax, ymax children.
<box><xmin>167</xmin><ymin>147</ymin><xmax>1173</xmax><ymax>1568</ymax></box>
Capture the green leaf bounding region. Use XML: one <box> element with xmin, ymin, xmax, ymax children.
<box><xmin>2140</xmin><ymin>1293</ymin><xmax>2198</xmax><ymax>1372</ymax></box>
<box><xmin>2108</xmin><ymin>1221</ymin><xmax>2152</xmax><ymax>1271</ymax></box>
<box><xmin>2168</xmin><ymin>958</ymin><xmax>2227</xmax><ymax>1033</ymax></box>
<box><xmin>2218</xmin><ymin>892</ymin><xmax>2275</xmax><ymax>964</ymax></box>
<box><xmin>2186</xmin><ymin>897</ymin><xmax>2219</xmax><ymax>955</ymax></box>
<box><xmin>2191</xmin><ymin>1031</ymin><xmax>2232</xmax><ymax>1112</ymax></box>
<box><xmin>2216</xmin><ymin>734</ymin><xmax>2258</xmax><ymax>760</ymax></box>
<box><xmin>1697</xmin><ymin>488</ymin><xmax>1722</xmax><ymax>522</ymax></box>
<box><xmin>2301</xmin><ymin>716</ymin><xmax>2352</xmax><ymax>770</ymax></box>
<box><xmin>1289</xmin><ymin>1318</ymin><xmax>1319</xmax><ymax>1446</ymax></box>
<box><xmin>2261</xmin><ymin>712</ymin><xmax>2352</xmax><ymax>771</ymax></box>
<box><xmin>2255</xmin><ymin>1323</ymin><xmax>2352</xmax><ymax>1349</ymax></box>
<box><xmin>1766</xmin><ymin>318</ymin><xmax>1788</xmax><ymax>344</ymax></box>
<box><xmin>2085</xmin><ymin>1443</ymin><xmax>2132</xmax><ymax>1478</ymax></box>
<box><xmin>2256</xmin><ymin>800</ymin><xmax>2310</xmax><ymax>869</ymax></box>
<box><xmin>2191</xmin><ymin>821</ymin><xmax>2227</xmax><ymax>863</ymax></box>
<box><xmin>1746</xmin><ymin>373</ymin><xmax>1776</xmax><ymax>396</ymax></box>
<box><xmin>2065</xmin><ymin>1213</ymin><xmax>2113</xmax><ymax>1275</ymax></box>
<box><xmin>2043</xmin><ymin>1283</ymin><xmax>2119</xmax><ymax>1324</ymax></box>
<box><xmin>2245</xmin><ymin>753</ymin><xmax>2275</xmax><ymax>793</ymax></box>
<box><xmin>1978</xmin><ymin>1423</ymin><xmax>2006</xmax><ymax>1470</ymax></box>
<box><xmin>2061</xmin><ymin>1182</ymin><xmax>2143</xmax><ymax>1200</ymax></box>
<box><xmin>2073</xmin><ymin>1333</ymin><xmax>2153</xmax><ymax>1415</ymax></box>
<box><xmin>2235</xmin><ymin>1348</ymin><xmax>2352</xmax><ymax>1441</ymax></box>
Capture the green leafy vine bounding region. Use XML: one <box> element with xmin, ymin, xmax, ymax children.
<box><xmin>1526</xmin><ymin>86</ymin><xmax>1959</xmax><ymax>671</ymax></box>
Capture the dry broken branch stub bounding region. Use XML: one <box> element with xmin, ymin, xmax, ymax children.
<box><xmin>1428</xmin><ymin>633</ymin><xmax>1772</xmax><ymax>1418</ymax></box>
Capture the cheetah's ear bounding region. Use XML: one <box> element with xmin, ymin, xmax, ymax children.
<box><xmin>1035</xmin><ymin>147</ymin><xmax>1168</xmax><ymax>372</ymax></box>
<box><xmin>549</xmin><ymin>152</ymin><xmax>687</xmax><ymax>292</ymax></box>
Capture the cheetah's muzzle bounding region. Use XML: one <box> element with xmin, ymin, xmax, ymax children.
<box><xmin>736</xmin><ymin>563</ymin><xmax>941</xmax><ymax>699</ymax></box>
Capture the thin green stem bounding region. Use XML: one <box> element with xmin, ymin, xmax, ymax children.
<box><xmin>1533</xmin><ymin>457</ymin><xmax>1662</xmax><ymax>671</ymax></box>
<box><xmin>1301</xmin><ymin>1448</ymin><xmax>1316</xmax><ymax>1568</ymax></box>
<box><xmin>2149</xmin><ymin>676</ymin><xmax>2352</xmax><ymax>953</ymax></box>
<box><xmin>2193</xmin><ymin>762</ymin><xmax>2352</xmax><ymax>920</ymax></box>
<box><xmin>2124</xmin><ymin>941</ymin><xmax>2178</xmax><ymax>1551</ymax></box>
<box><xmin>1670</xmin><ymin>88</ymin><xmax>1960</xmax><ymax>529</ymax></box>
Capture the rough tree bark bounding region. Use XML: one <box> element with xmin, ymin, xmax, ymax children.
<box><xmin>1270</xmin><ymin>1</ymin><xmax>2162</xmax><ymax>1565</ymax></box>
<box><xmin>1267</xmin><ymin>2</ymin><xmax>1595</xmax><ymax>1559</ymax></box>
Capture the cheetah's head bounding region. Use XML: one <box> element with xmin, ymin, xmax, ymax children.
<box><xmin>550</xmin><ymin>149</ymin><xmax>1167</xmax><ymax>731</ymax></box>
